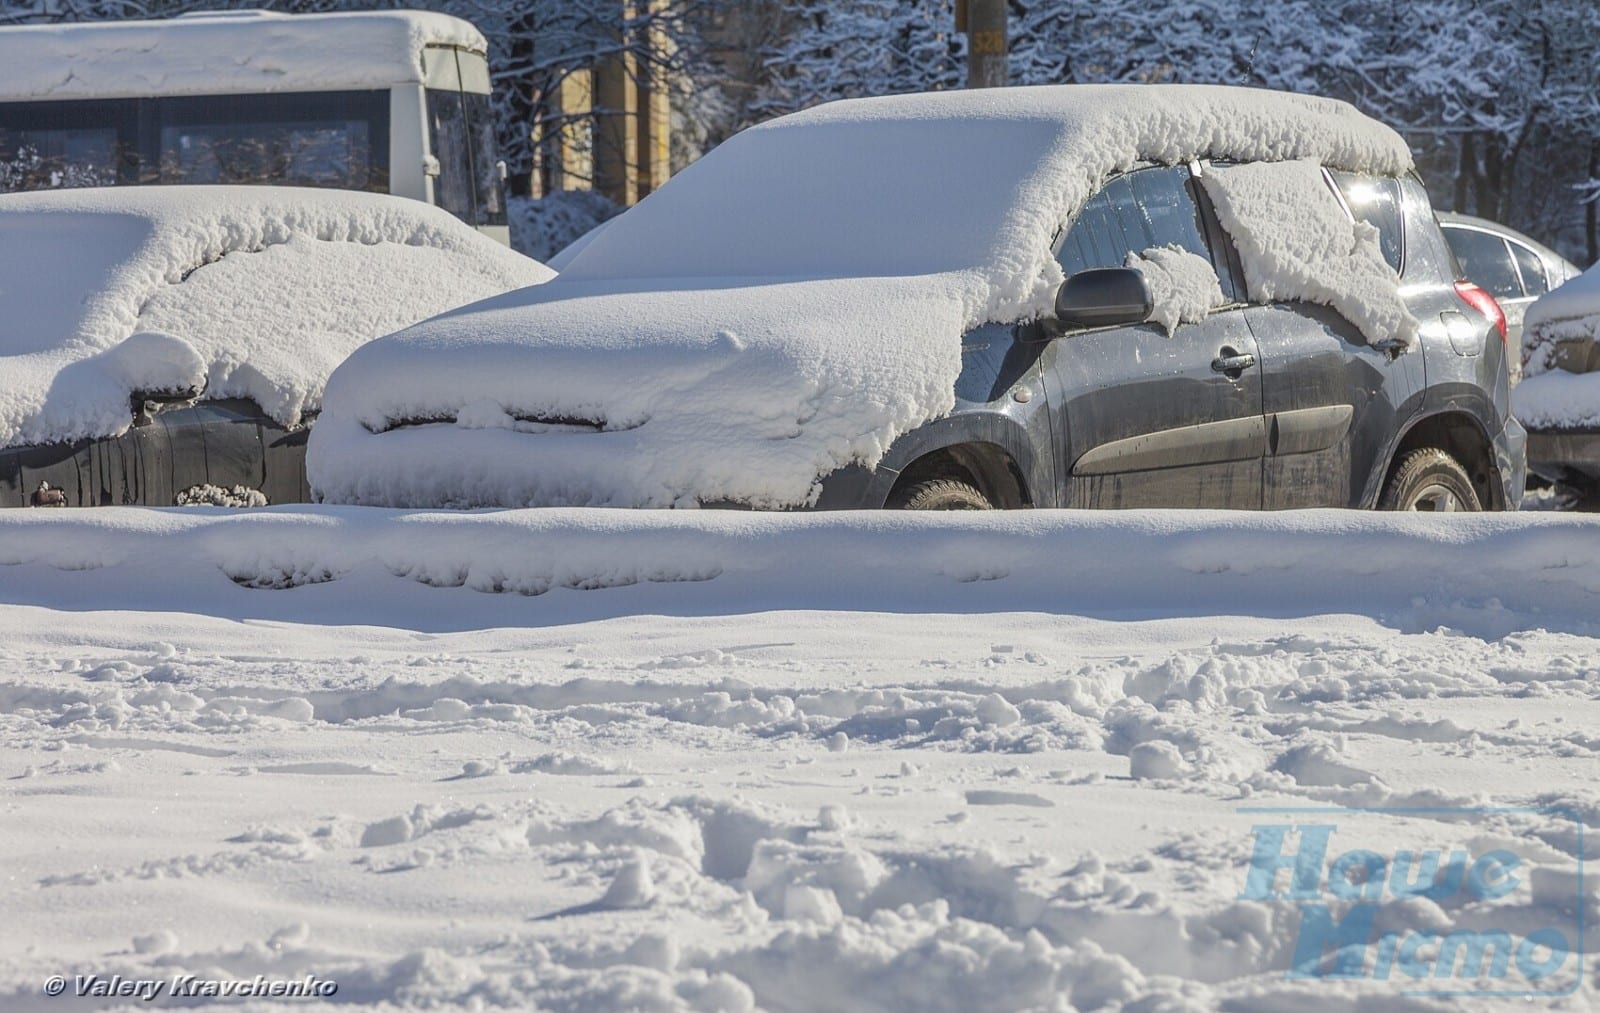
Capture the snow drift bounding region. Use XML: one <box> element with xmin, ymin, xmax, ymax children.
<box><xmin>0</xmin><ymin>187</ymin><xmax>551</xmax><ymax>450</ymax></box>
<box><xmin>310</xmin><ymin>84</ymin><xmax>1414</xmax><ymax>510</ymax></box>
<box><xmin>1</xmin><ymin>507</ymin><xmax>1597</xmax><ymax>638</ymax></box>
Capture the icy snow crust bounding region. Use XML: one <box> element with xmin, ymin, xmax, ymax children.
<box><xmin>1199</xmin><ymin>160</ymin><xmax>1419</xmax><ymax>349</ymax></box>
<box><xmin>314</xmin><ymin>85</ymin><xmax>1413</xmax><ymax>509</ymax></box>
<box><xmin>0</xmin><ymin>187</ymin><xmax>551</xmax><ymax>449</ymax></box>
<box><xmin>0</xmin><ymin>11</ymin><xmax>485</xmax><ymax>100</ymax></box>
<box><xmin>1517</xmin><ymin>263</ymin><xmax>1600</xmax><ymax>429</ymax></box>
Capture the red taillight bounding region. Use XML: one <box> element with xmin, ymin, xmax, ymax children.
<box><xmin>1454</xmin><ymin>280</ymin><xmax>1508</xmax><ymax>344</ymax></box>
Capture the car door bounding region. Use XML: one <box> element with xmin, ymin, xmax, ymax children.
<box><xmin>1040</xmin><ymin>165</ymin><xmax>1266</xmax><ymax>509</ymax></box>
<box><xmin>1241</xmin><ymin>170</ymin><xmax>1427</xmax><ymax>509</ymax></box>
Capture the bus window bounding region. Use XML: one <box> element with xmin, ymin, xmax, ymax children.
<box><xmin>153</xmin><ymin>92</ymin><xmax>388</xmax><ymax>191</ymax></box>
<box><xmin>0</xmin><ymin>100</ymin><xmax>132</xmax><ymax>190</ymax></box>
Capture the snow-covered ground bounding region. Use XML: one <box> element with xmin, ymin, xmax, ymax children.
<box><xmin>1</xmin><ymin>507</ymin><xmax>1596</xmax><ymax>1009</ymax></box>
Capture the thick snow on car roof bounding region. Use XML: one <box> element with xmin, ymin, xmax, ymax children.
<box><xmin>0</xmin><ymin>10</ymin><xmax>485</xmax><ymax>100</ymax></box>
<box><xmin>312</xmin><ymin>84</ymin><xmax>1415</xmax><ymax>510</ymax></box>
<box><xmin>0</xmin><ymin>186</ymin><xmax>551</xmax><ymax>450</ymax></box>
<box><xmin>560</xmin><ymin>85</ymin><xmax>1411</xmax><ymax>312</ymax></box>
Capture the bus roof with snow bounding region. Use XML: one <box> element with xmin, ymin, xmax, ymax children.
<box><xmin>0</xmin><ymin>10</ymin><xmax>507</xmax><ymax>241</ymax></box>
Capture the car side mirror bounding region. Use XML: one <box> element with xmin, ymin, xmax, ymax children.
<box><xmin>1054</xmin><ymin>268</ymin><xmax>1153</xmax><ymax>329</ymax></box>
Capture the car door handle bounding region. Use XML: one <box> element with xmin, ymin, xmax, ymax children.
<box><xmin>1211</xmin><ymin>349</ymin><xmax>1257</xmax><ymax>375</ymax></box>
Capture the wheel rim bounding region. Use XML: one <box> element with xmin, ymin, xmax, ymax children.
<box><xmin>1407</xmin><ymin>482</ymin><xmax>1464</xmax><ymax>512</ymax></box>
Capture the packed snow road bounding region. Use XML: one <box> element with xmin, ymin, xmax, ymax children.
<box><xmin>0</xmin><ymin>508</ymin><xmax>1596</xmax><ymax>1010</ymax></box>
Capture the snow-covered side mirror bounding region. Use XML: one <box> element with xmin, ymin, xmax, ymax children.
<box><xmin>1054</xmin><ymin>268</ymin><xmax>1153</xmax><ymax>330</ymax></box>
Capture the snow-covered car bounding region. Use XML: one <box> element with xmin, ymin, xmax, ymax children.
<box><xmin>0</xmin><ymin>186</ymin><xmax>551</xmax><ymax>508</ymax></box>
<box><xmin>1438</xmin><ymin>212</ymin><xmax>1579</xmax><ymax>382</ymax></box>
<box><xmin>310</xmin><ymin>85</ymin><xmax>1524</xmax><ymax>513</ymax></box>
<box><xmin>1515</xmin><ymin>262</ymin><xmax>1600</xmax><ymax>504</ymax></box>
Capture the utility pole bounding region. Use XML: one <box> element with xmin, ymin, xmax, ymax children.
<box><xmin>956</xmin><ymin>0</ymin><xmax>1008</xmax><ymax>89</ymax></box>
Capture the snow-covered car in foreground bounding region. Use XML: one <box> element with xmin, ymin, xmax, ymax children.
<box><xmin>1438</xmin><ymin>212</ymin><xmax>1579</xmax><ymax>383</ymax></box>
<box><xmin>311</xmin><ymin>85</ymin><xmax>1524</xmax><ymax>513</ymax></box>
<box><xmin>1515</xmin><ymin>262</ymin><xmax>1600</xmax><ymax>505</ymax></box>
<box><xmin>0</xmin><ymin>186</ymin><xmax>551</xmax><ymax>508</ymax></box>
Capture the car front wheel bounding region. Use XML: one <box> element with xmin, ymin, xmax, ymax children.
<box><xmin>888</xmin><ymin>478</ymin><xmax>994</xmax><ymax>510</ymax></box>
<box><xmin>1379</xmin><ymin>448</ymin><xmax>1483</xmax><ymax>512</ymax></box>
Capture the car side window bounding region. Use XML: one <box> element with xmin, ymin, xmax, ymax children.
<box><xmin>1509</xmin><ymin>241</ymin><xmax>1549</xmax><ymax>297</ymax></box>
<box><xmin>1054</xmin><ymin>165</ymin><xmax>1236</xmax><ymax>304</ymax></box>
<box><xmin>1331</xmin><ymin>172</ymin><xmax>1403</xmax><ymax>273</ymax></box>
<box><xmin>1444</xmin><ymin>227</ymin><xmax>1523</xmax><ymax>299</ymax></box>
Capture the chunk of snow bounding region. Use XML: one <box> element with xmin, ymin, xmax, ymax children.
<box><xmin>1124</xmin><ymin>246</ymin><xmax>1225</xmax><ymax>335</ymax></box>
<box><xmin>0</xmin><ymin>11</ymin><xmax>485</xmax><ymax>100</ymax></box>
<box><xmin>312</xmin><ymin>85</ymin><xmax>1411</xmax><ymax>509</ymax></box>
<box><xmin>1128</xmin><ymin>741</ymin><xmax>1188</xmax><ymax>781</ymax></box>
<box><xmin>360</xmin><ymin>814</ymin><xmax>414</xmax><ymax>848</ymax></box>
<box><xmin>600</xmin><ymin>854</ymin><xmax>656</xmax><ymax>909</ymax></box>
<box><xmin>0</xmin><ymin>187</ymin><xmax>551</xmax><ymax>449</ymax></box>
<box><xmin>1199</xmin><ymin>160</ymin><xmax>1419</xmax><ymax>349</ymax></box>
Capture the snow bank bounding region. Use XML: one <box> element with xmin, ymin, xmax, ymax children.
<box><xmin>1125</xmin><ymin>246</ymin><xmax>1224</xmax><ymax>335</ymax></box>
<box><xmin>1199</xmin><ymin>160</ymin><xmax>1418</xmax><ymax>349</ymax></box>
<box><xmin>1</xmin><ymin>508</ymin><xmax>1596</xmax><ymax>638</ymax></box>
<box><xmin>313</xmin><ymin>85</ymin><xmax>1412</xmax><ymax>508</ymax></box>
<box><xmin>0</xmin><ymin>187</ymin><xmax>551</xmax><ymax>449</ymax></box>
<box><xmin>0</xmin><ymin>11</ymin><xmax>485</xmax><ymax>100</ymax></box>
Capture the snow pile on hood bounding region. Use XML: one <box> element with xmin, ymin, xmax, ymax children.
<box><xmin>0</xmin><ymin>11</ymin><xmax>484</xmax><ymax>100</ymax></box>
<box><xmin>0</xmin><ymin>187</ymin><xmax>551</xmax><ymax>449</ymax></box>
<box><xmin>1199</xmin><ymin>160</ymin><xmax>1418</xmax><ymax>349</ymax></box>
<box><xmin>1516</xmin><ymin>263</ymin><xmax>1600</xmax><ymax>429</ymax></box>
<box><xmin>311</xmin><ymin>84</ymin><xmax>1412</xmax><ymax>509</ymax></box>
<box><xmin>1124</xmin><ymin>246</ymin><xmax>1225</xmax><ymax>335</ymax></box>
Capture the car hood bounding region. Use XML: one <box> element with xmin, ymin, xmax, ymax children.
<box><xmin>308</xmin><ymin>274</ymin><xmax>970</xmax><ymax>509</ymax></box>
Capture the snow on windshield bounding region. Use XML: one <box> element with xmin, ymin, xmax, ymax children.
<box><xmin>312</xmin><ymin>85</ymin><xmax>1413</xmax><ymax>510</ymax></box>
<box><xmin>0</xmin><ymin>187</ymin><xmax>551</xmax><ymax>450</ymax></box>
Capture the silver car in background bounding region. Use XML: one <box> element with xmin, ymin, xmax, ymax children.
<box><xmin>1438</xmin><ymin>212</ymin><xmax>1580</xmax><ymax>381</ymax></box>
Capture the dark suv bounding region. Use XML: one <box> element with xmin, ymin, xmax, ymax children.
<box><xmin>818</xmin><ymin>164</ymin><xmax>1524</xmax><ymax>513</ymax></box>
<box><xmin>311</xmin><ymin>87</ymin><xmax>1524</xmax><ymax>514</ymax></box>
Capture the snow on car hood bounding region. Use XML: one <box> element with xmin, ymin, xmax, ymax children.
<box><xmin>311</xmin><ymin>84</ymin><xmax>1412</xmax><ymax>509</ymax></box>
<box><xmin>0</xmin><ymin>186</ymin><xmax>551</xmax><ymax>450</ymax></box>
<box><xmin>309</xmin><ymin>275</ymin><xmax>968</xmax><ymax>509</ymax></box>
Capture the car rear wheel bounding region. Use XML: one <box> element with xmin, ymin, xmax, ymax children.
<box><xmin>1379</xmin><ymin>448</ymin><xmax>1483</xmax><ymax>512</ymax></box>
<box><xmin>888</xmin><ymin>478</ymin><xmax>993</xmax><ymax>511</ymax></box>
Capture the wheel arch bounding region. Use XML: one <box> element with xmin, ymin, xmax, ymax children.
<box><xmin>886</xmin><ymin>441</ymin><xmax>1032</xmax><ymax>510</ymax></box>
<box><xmin>1375</xmin><ymin>410</ymin><xmax>1505</xmax><ymax>510</ymax></box>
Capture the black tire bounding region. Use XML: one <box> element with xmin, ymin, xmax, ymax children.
<box><xmin>888</xmin><ymin>478</ymin><xmax>993</xmax><ymax>511</ymax></box>
<box><xmin>1379</xmin><ymin>448</ymin><xmax>1483</xmax><ymax>512</ymax></box>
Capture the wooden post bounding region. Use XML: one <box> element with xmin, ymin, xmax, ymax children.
<box><xmin>963</xmin><ymin>0</ymin><xmax>1007</xmax><ymax>89</ymax></box>
<box><xmin>594</xmin><ymin>0</ymin><xmax>639</xmax><ymax>206</ymax></box>
<box><xmin>635</xmin><ymin>0</ymin><xmax>672</xmax><ymax>198</ymax></box>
